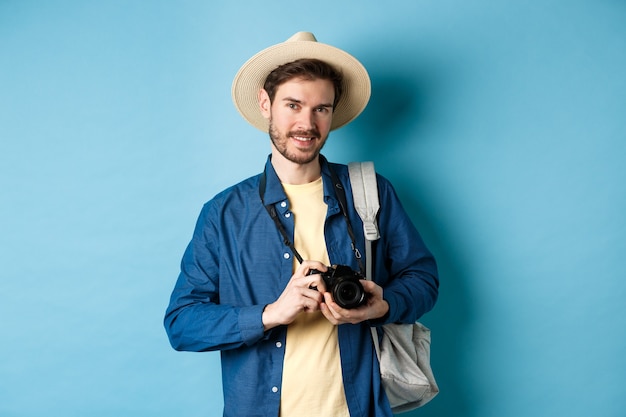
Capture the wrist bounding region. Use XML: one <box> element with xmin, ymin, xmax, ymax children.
<box><xmin>262</xmin><ymin>303</ymin><xmax>279</xmax><ymax>331</ymax></box>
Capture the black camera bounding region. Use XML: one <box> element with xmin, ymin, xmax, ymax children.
<box><xmin>308</xmin><ymin>265</ymin><xmax>367</xmax><ymax>309</ymax></box>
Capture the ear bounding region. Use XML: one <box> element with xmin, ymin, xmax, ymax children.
<box><xmin>258</xmin><ymin>89</ymin><xmax>271</xmax><ymax>119</ymax></box>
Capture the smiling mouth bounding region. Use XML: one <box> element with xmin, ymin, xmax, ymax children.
<box><xmin>290</xmin><ymin>130</ymin><xmax>320</xmax><ymax>143</ymax></box>
<box><xmin>292</xmin><ymin>135</ymin><xmax>315</xmax><ymax>142</ymax></box>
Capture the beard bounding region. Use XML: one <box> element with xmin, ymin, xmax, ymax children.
<box><xmin>268</xmin><ymin>120</ymin><xmax>327</xmax><ymax>165</ymax></box>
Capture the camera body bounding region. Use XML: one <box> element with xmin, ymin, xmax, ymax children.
<box><xmin>308</xmin><ymin>264</ymin><xmax>367</xmax><ymax>309</ymax></box>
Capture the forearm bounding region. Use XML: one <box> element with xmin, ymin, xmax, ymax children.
<box><xmin>382</xmin><ymin>267</ymin><xmax>438</xmax><ymax>323</ymax></box>
<box><xmin>164</xmin><ymin>299</ymin><xmax>266</xmax><ymax>352</ymax></box>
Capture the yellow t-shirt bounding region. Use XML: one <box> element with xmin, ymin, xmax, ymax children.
<box><xmin>280</xmin><ymin>177</ymin><xmax>350</xmax><ymax>417</ymax></box>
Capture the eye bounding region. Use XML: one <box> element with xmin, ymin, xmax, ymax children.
<box><xmin>315</xmin><ymin>106</ymin><xmax>330</xmax><ymax>113</ymax></box>
<box><xmin>288</xmin><ymin>103</ymin><xmax>299</xmax><ymax>110</ymax></box>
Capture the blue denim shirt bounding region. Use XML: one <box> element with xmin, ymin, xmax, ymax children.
<box><xmin>164</xmin><ymin>155</ymin><xmax>438</xmax><ymax>417</ymax></box>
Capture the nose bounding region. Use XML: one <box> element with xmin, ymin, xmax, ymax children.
<box><xmin>295</xmin><ymin>109</ymin><xmax>316</xmax><ymax>131</ymax></box>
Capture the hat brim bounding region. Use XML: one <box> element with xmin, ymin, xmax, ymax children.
<box><xmin>232</xmin><ymin>39</ymin><xmax>371</xmax><ymax>132</ymax></box>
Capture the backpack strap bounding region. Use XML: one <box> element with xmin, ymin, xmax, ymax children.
<box><xmin>348</xmin><ymin>161</ymin><xmax>380</xmax><ymax>280</ymax></box>
<box><xmin>348</xmin><ymin>161</ymin><xmax>383</xmax><ymax>360</ymax></box>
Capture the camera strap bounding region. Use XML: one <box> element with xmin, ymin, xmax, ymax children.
<box><xmin>259</xmin><ymin>161</ymin><xmax>364</xmax><ymax>272</ymax></box>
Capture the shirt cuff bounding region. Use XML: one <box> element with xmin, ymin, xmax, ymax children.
<box><xmin>376</xmin><ymin>292</ymin><xmax>401</xmax><ymax>325</ymax></box>
<box><xmin>238</xmin><ymin>304</ymin><xmax>267</xmax><ymax>346</ymax></box>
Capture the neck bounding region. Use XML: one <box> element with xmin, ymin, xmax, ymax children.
<box><xmin>270</xmin><ymin>149</ymin><xmax>322</xmax><ymax>185</ymax></box>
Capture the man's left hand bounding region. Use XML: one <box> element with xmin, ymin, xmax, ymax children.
<box><xmin>320</xmin><ymin>280</ymin><xmax>389</xmax><ymax>325</ymax></box>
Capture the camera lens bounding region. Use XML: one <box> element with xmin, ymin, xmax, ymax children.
<box><xmin>333</xmin><ymin>279</ymin><xmax>365</xmax><ymax>309</ymax></box>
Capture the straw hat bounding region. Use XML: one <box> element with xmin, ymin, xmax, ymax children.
<box><xmin>231</xmin><ymin>32</ymin><xmax>371</xmax><ymax>132</ymax></box>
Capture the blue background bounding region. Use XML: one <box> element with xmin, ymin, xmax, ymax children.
<box><xmin>1</xmin><ymin>1</ymin><xmax>625</xmax><ymax>416</ymax></box>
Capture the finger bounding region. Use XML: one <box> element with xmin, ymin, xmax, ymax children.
<box><xmin>306</xmin><ymin>274</ymin><xmax>327</xmax><ymax>293</ymax></box>
<box><xmin>303</xmin><ymin>286</ymin><xmax>325</xmax><ymax>303</ymax></box>
<box><xmin>302</xmin><ymin>297</ymin><xmax>322</xmax><ymax>312</ymax></box>
<box><xmin>323</xmin><ymin>292</ymin><xmax>344</xmax><ymax>318</ymax></box>
<box><xmin>320</xmin><ymin>302</ymin><xmax>340</xmax><ymax>324</ymax></box>
<box><xmin>295</xmin><ymin>260</ymin><xmax>328</xmax><ymax>278</ymax></box>
<box><xmin>323</xmin><ymin>292</ymin><xmax>369</xmax><ymax>324</ymax></box>
<box><xmin>360</xmin><ymin>280</ymin><xmax>382</xmax><ymax>298</ymax></box>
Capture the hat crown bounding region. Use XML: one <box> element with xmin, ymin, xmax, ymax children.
<box><xmin>287</xmin><ymin>32</ymin><xmax>317</xmax><ymax>42</ymax></box>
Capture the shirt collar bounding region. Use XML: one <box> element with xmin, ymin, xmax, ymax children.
<box><xmin>260</xmin><ymin>154</ymin><xmax>341</xmax><ymax>213</ymax></box>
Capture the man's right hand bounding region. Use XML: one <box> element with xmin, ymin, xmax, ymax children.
<box><xmin>262</xmin><ymin>260</ymin><xmax>328</xmax><ymax>330</ymax></box>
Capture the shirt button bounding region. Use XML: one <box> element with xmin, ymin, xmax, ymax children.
<box><xmin>275</xmin><ymin>341</ymin><xmax>282</xmax><ymax>348</ymax></box>
<box><xmin>283</xmin><ymin>253</ymin><xmax>290</xmax><ymax>259</ymax></box>
<box><xmin>284</xmin><ymin>212</ymin><xmax>291</xmax><ymax>218</ymax></box>
<box><xmin>272</xmin><ymin>386</ymin><xmax>279</xmax><ymax>393</ymax></box>
<box><xmin>280</xmin><ymin>201</ymin><xmax>287</xmax><ymax>208</ymax></box>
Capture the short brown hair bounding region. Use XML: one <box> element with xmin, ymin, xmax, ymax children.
<box><xmin>263</xmin><ymin>58</ymin><xmax>344</xmax><ymax>110</ymax></box>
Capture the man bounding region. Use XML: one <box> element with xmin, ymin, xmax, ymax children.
<box><xmin>164</xmin><ymin>32</ymin><xmax>438</xmax><ymax>417</ymax></box>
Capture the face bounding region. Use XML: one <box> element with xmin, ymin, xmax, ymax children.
<box><xmin>259</xmin><ymin>77</ymin><xmax>335</xmax><ymax>165</ymax></box>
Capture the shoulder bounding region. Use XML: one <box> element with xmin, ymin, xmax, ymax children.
<box><xmin>328</xmin><ymin>160</ymin><xmax>396</xmax><ymax>194</ymax></box>
<box><xmin>199</xmin><ymin>173</ymin><xmax>262</xmax><ymax>217</ymax></box>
